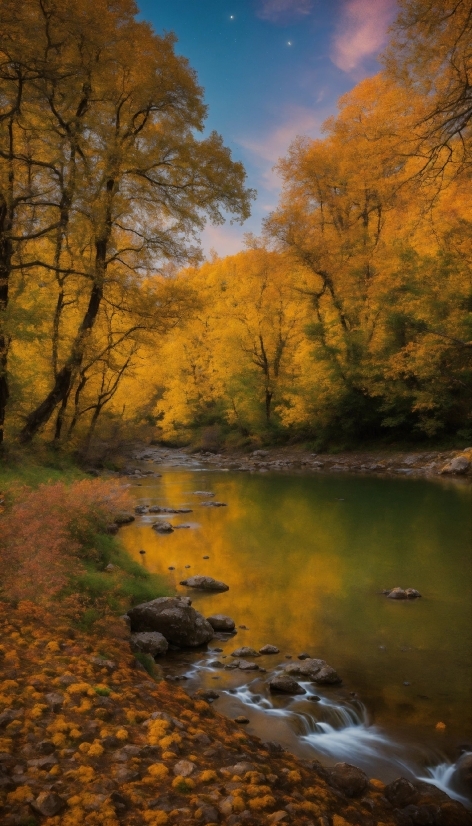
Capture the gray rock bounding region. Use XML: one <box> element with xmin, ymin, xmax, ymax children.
<box><xmin>284</xmin><ymin>658</ymin><xmax>326</xmax><ymax>679</ymax></box>
<box><xmin>259</xmin><ymin>644</ymin><xmax>280</xmax><ymax>654</ymax></box>
<box><xmin>440</xmin><ymin>455</ymin><xmax>471</xmax><ymax>475</ymax></box>
<box><xmin>135</xmin><ymin>505</ymin><xmax>148</xmax><ymax>514</ymax></box>
<box><xmin>130</xmin><ymin>631</ymin><xmax>168</xmax><ymax>657</ymax></box>
<box><xmin>0</xmin><ymin>709</ymin><xmax>23</xmax><ymax>728</ymax></box>
<box><xmin>114</xmin><ymin>511</ymin><xmax>135</xmax><ymax>525</ymax></box>
<box><xmin>328</xmin><ymin>762</ymin><xmax>369</xmax><ymax>797</ymax></box>
<box><xmin>45</xmin><ymin>692</ymin><xmax>64</xmax><ymax>712</ymax></box>
<box><xmin>313</xmin><ymin>665</ymin><xmax>342</xmax><ymax>685</ymax></box>
<box><xmin>384</xmin><ymin>777</ymin><xmax>418</xmax><ymax>808</ymax></box>
<box><xmin>387</xmin><ymin>587</ymin><xmax>407</xmax><ymax>599</ymax></box>
<box><xmin>180</xmin><ymin>575</ymin><xmax>229</xmax><ymax>592</ymax></box>
<box><xmin>238</xmin><ymin>659</ymin><xmax>259</xmax><ymax>671</ymax></box>
<box><xmin>268</xmin><ymin>675</ymin><xmax>306</xmax><ymax>695</ymax></box>
<box><xmin>193</xmin><ymin>491</ymin><xmax>215</xmax><ymax>496</ymax></box>
<box><xmin>127</xmin><ymin>596</ymin><xmax>214</xmax><ymax>647</ymax></box>
<box><xmin>173</xmin><ymin>759</ymin><xmax>195</xmax><ymax>777</ymax></box>
<box><xmin>201</xmin><ymin>500</ymin><xmax>227</xmax><ymax>507</ymax></box>
<box><xmin>148</xmin><ymin>506</ymin><xmax>192</xmax><ymax>514</ymax></box>
<box><xmin>231</xmin><ymin>646</ymin><xmax>260</xmax><ymax>658</ymax></box>
<box><xmin>386</xmin><ymin>587</ymin><xmax>421</xmax><ymax>600</ymax></box>
<box><xmin>207</xmin><ymin>614</ymin><xmax>236</xmax><ymax>631</ymax></box>
<box><xmin>195</xmin><ymin>689</ymin><xmax>220</xmax><ymax>701</ymax></box>
<box><xmin>31</xmin><ymin>792</ymin><xmax>66</xmax><ymax>817</ymax></box>
<box><xmin>152</xmin><ymin>520</ymin><xmax>174</xmax><ymax>533</ymax></box>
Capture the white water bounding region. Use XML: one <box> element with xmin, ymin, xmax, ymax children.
<box><xmin>219</xmin><ymin>677</ymin><xmax>471</xmax><ymax>806</ymax></box>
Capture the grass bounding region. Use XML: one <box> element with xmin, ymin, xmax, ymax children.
<box><xmin>0</xmin><ymin>445</ymin><xmax>85</xmax><ymax>489</ymax></box>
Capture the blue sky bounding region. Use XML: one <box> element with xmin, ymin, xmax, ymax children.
<box><xmin>137</xmin><ymin>0</ymin><xmax>397</xmax><ymax>256</ymax></box>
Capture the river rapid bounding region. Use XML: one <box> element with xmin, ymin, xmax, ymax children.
<box><xmin>119</xmin><ymin>450</ymin><xmax>472</xmax><ymax>806</ymax></box>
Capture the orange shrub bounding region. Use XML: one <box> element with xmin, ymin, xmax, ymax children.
<box><xmin>0</xmin><ymin>479</ymin><xmax>130</xmax><ymax>604</ymax></box>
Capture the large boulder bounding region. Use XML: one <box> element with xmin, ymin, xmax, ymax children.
<box><xmin>328</xmin><ymin>763</ymin><xmax>369</xmax><ymax>798</ymax></box>
<box><xmin>384</xmin><ymin>777</ymin><xmax>418</xmax><ymax>808</ymax></box>
<box><xmin>268</xmin><ymin>675</ymin><xmax>306</xmax><ymax>695</ymax></box>
<box><xmin>207</xmin><ymin>614</ymin><xmax>236</xmax><ymax>632</ymax></box>
<box><xmin>180</xmin><ymin>575</ymin><xmax>229</xmax><ymax>592</ymax></box>
<box><xmin>127</xmin><ymin>597</ymin><xmax>214</xmax><ymax>647</ymax></box>
<box><xmin>313</xmin><ymin>665</ymin><xmax>342</xmax><ymax>685</ymax></box>
<box><xmin>130</xmin><ymin>631</ymin><xmax>168</xmax><ymax>657</ymax></box>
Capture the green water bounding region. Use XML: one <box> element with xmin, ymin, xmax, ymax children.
<box><xmin>121</xmin><ymin>468</ymin><xmax>472</xmax><ymax>766</ymax></box>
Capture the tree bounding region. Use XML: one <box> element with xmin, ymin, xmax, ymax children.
<box><xmin>384</xmin><ymin>0</ymin><xmax>472</xmax><ymax>177</ymax></box>
<box><xmin>0</xmin><ymin>0</ymin><xmax>253</xmax><ymax>445</ymax></box>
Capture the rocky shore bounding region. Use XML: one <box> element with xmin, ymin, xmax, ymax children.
<box><xmin>125</xmin><ymin>445</ymin><xmax>472</xmax><ymax>481</ymax></box>
<box><xmin>1</xmin><ymin>602</ymin><xmax>471</xmax><ymax>826</ymax></box>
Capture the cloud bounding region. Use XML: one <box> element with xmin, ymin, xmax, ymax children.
<box><xmin>256</xmin><ymin>0</ymin><xmax>314</xmax><ymax>24</ymax></box>
<box><xmin>331</xmin><ymin>0</ymin><xmax>397</xmax><ymax>73</ymax></box>
<box><xmin>239</xmin><ymin>105</ymin><xmax>322</xmax><ymax>190</ymax></box>
<box><xmin>200</xmin><ymin>224</ymin><xmax>248</xmax><ymax>258</ymax></box>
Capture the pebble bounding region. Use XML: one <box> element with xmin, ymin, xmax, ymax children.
<box><xmin>234</xmin><ymin>716</ymin><xmax>250</xmax><ymax>724</ymax></box>
<box><xmin>139</xmin><ymin>550</ymin><xmax>146</xmax><ymax>555</ymax></box>
<box><xmin>203</xmin><ymin>555</ymin><xmax>210</xmax><ymax>559</ymax></box>
<box><xmin>168</xmin><ymin>566</ymin><xmax>175</xmax><ymax>570</ymax></box>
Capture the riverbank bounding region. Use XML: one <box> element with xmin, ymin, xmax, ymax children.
<box><xmin>1</xmin><ymin>601</ymin><xmax>471</xmax><ymax>826</ymax></box>
<box><xmin>123</xmin><ymin>443</ymin><xmax>472</xmax><ymax>482</ymax></box>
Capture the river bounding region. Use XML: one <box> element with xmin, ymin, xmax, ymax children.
<box><xmin>119</xmin><ymin>455</ymin><xmax>472</xmax><ymax>805</ymax></box>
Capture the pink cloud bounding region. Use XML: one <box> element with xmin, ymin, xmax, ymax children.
<box><xmin>200</xmin><ymin>224</ymin><xmax>247</xmax><ymax>258</ymax></box>
<box><xmin>331</xmin><ymin>0</ymin><xmax>397</xmax><ymax>73</ymax></box>
<box><xmin>239</xmin><ymin>105</ymin><xmax>322</xmax><ymax>190</ymax></box>
<box><xmin>256</xmin><ymin>0</ymin><xmax>313</xmax><ymax>24</ymax></box>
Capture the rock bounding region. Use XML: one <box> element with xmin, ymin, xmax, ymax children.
<box><xmin>106</xmin><ymin>522</ymin><xmax>119</xmax><ymax>535</ymax></box>
<box><xmin>173</xmin><ymin>759</ymin><xmax>195</xmax><ymax>777</ymax></box>
<box><xmin>127</xmin><ymin>596</ymin><xmax>214</xmax><ymax>647</ymax></box>
<box><xmin>384</xmin><ymin>777</ymin><xmax>418</xmax><ymax>808</ymax></box>
<box><xmin>207</xmin><ymin>614</ymin><xmax>236</xmax><ymax>632</ymax></box>
<box><xmin>231</xmin><ymin>647</ymin><xmax>260</xmax><ymax>658</ymax></box>
<box><xmin>0</xmin><ymin>709</ymin><xmax>23</xmax><ymax>728</ymax></box>
<box><xmin>259</xmin><ymin>644</ymin><xmax>279</xmax><ymax>654</ymax></box>
<box><xmin>135</xmin><ymin>505</ymin><xmax>148</xmax><ymax>514</ymax></box>
<box><xmin>90</xmin><ymin>656</ymin><xmax>117</xmax><ymax>672</ymax></box>
<box><xmin>31</xmin><ymin>791</ymin><xmax>66</xmax><ymax>817</ymax></box>
<box><xmin>386</xmin><ymin>587</ymin><xmax>421</xmax><ymax>599</ymax></box>
<box><xmin>148</xmin><ymin>506</ymin><xmax>192</xmax><ymax>514</ymax></box>
<box><xmin>328</xmin><ymin>762</ymin><xmax>369</xmax><ymax>797</ymax></box>
<box><xmin>45</xmin><ymin>692</ymin><xmax>64</xmax><ymax>713</ymax></box>
<box><xmin>193</xmin><ymin>491</ymin><xmax>215</xmax><ymax>496</ymax></box>
<box><xmin>268</xmin><ymin>676</ymin><xmax>306</xmax><ymax>695</ymax></box>
<box><xmin>440</xmin><ymin>456</ymin><xmax>471</xmax><ymax>475</ymax></box>
<box><xmin>238</xmin><ymin>659</ymin><xmax>259</xmax><ymax>671</ymax></box>
<box><xmin>209</xmin><ymin>660</ymin><xmax>224</xmax><ymax>668</ymax></box>
<box><xmin>130</xmin><ymin>631</ymin><xmax>168</xmax><ymax>657</ymax></box>
<box><xmin>201</xmin><ymin>501</ymin><xmax>227</xmax><ymax>507</ymax></box>
<box><xmin>387</xmin><ymin>587</ymin><xmax>407</xmax><ymax>599</ymax></box>
<box><xmin>180</xmin><ymin>575</ymin><xmax>229</xmax><ymax>592</ymax></box>
<box><xmin>455</xmin><ymin>753</ymin><xmax>472</xmax><ymax>794</ymax></box>
<box><xmin>235</xmin><ymin>716</ymin><xmax>250</xmax><ymax>724</ymax></box>
<box><xmin>105</xmin><ymin>562</ymin><xmax>116</xmax><ymax>570</ymax></box>
<box><xmin>195</xmin><ymin>689</ymin><xmax>220</xmax><ymax>701</ymax></box>
<box><xmin>114</xmin><ymin>511</ymin><xmax>135</xmax><ymax>525</ymax></box>
<box><xmin>152</xmin><ymin>521</ymin><xmax>174</xmax><ymax>533</ymax></box>
<box><xmin>298</xmin><ymin>652</ymin><xmax>310</xmax><ymax>659</ymax></box>
<box><xmin>284</xmin><ymin>658</ymin><xmax>326</xmax><ymax>679</ymax></box>
<box><xmin>313</xmin><ymin>665</ymin><xmax>342</xmax><ymax>685</ymax></box>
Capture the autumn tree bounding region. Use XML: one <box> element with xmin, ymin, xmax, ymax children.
<box><xmin>0</xmin><ymin>0</ymin><xmax>252</xmax><ymax>445</ymax></box>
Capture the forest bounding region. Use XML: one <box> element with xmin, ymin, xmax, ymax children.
<box><xmin>1</xmin><ymin>0</ymin><xmax>471</xmax><ymax>455</ymax></box>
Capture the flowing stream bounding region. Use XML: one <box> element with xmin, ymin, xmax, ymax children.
<box><xmin>120</xmin><ymin>453</ymin><xmax>472</xmax><ymax>805</ymax></box>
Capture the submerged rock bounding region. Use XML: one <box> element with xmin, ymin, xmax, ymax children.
<box><xmin>180</xmin><ymin>575</ymin><xmax>229</xmax><ymax>592</ymax></box>
<box><xmin>127</xmin><ymin>596</ymin><xmax>214</xmax><ymax>647</ymax></box>
<box><xmin>114</xmin><ymin>512</ymin><xmax>135</xmax><ymax>525</ymax></box>
<box><xmin>268</xmin><ymin>675</ymin><xmax>306</xmax><ymax>695</ymax></box>
<box><xmin>201</xmin><ymin>501</ymin><xmax>227</xmax><ymax>507</ymax></box>
<box><xmin>148</xmin><ymin>506</ymin><xmax>192</xmax><ymax>514</ymax></box>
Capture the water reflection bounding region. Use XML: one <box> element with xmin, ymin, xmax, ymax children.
<box><xmin>121</xmin><ymin>466</ymin><xmax>472</xmax><ymax>787</ymax></box>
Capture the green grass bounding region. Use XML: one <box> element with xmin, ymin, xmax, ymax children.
<box><xmin>0</xmin><ymin>447</ymin><xmax>85</xmax><ymax>490</ymax></box>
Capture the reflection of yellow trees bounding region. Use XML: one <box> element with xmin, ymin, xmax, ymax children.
<box><xmin>121</xmin><ymin>471</ymin><xmax>472</xmax><ymax>737</ymax></box>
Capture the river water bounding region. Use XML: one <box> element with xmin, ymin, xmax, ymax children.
<box><xmin>120</xmin><ymin>458</ymin><xmax>472</xmax><ymax>804</ymax></box>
